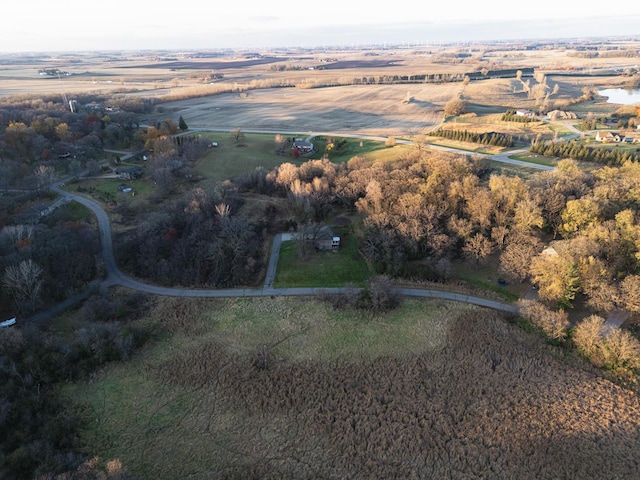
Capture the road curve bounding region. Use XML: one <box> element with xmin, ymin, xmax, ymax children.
<box><xmin>42</xmin><ymin>182</ymin><xmax>518</xmax><ymax>321</ymax></box>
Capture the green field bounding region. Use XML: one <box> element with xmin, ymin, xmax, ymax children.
<box><xmin>65</xmin><ymin>176</ymin><xmax>154</xmax><ymax>205</ymax></box>
<box><xmin>508</xmin><ymin>152</ymin><xmax>557</xmax><ymax>167</ymax></box>
<box><xmin>194</xmin><ymin>132</ymin><xmax>301</xmax><ymax>183</ymax></box>
<box><xmin>194</xmin><ymin>132</ymin><xmax>412</xmax><ymax>185</ymax></box>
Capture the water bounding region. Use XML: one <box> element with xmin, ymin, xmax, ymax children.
<box><xmin>598</xmin><ymin>88</ymin><xmax>640</xmax><ymax>105</ymax></box>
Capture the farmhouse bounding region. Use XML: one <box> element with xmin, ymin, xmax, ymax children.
<box><xmin>115</xmin><ymin>166</ymin><xmax>142</xmax><ymax>180</ymax></box>
<box><xmin>314</xmin><ymin>225</ymin><xmax>340</xmax><ymax>252</ymax></box>
<box><xmin>595</xmin><ymin>131</ymin><xmax>625</xmax><ymax>143</ymax></box>
<box><xmin>32</xmin><ymin>203</ymin><xmax>55</xmax><ymax>218</ymax></box>
<box><xmin>293</xmin><ymin>139</ymin><xmax>314</xmax><ymax>153</ymax></box>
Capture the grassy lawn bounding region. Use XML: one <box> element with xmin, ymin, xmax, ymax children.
<box><xmin>274</xmin><ymin>233</ymin><xmax>372</xmax><ymax>287</ymax></box>
<box><xmin>65</xmin><ymin>177</ymin><xmax>154</xmax><ymax>205</ymax></box>
<box><xmin>194</xmin><ymin>132</ymin><xmax>300</xmax><ymax>184</ymax></box>
<box><xmin>428</xmin><ymin>139</ymin><xmax>505</xmax><ymax>155</ymax></box>
<box><xmin>508</xmin><ymin>152</ymin><xmax>557</xmax><ymax>167</ymax></box>
<box><xmin>45</xmin><ymin>201</ymin><xmax>94</xmax><ymax>225</ymax></box>
<box><xmin>568</xmin><ymin>99</ymin><xmax>619</xmax><ymax>116</ymax></box>
<box><xmin>450</xmin><ymin>258</ymin><xmax>525</xmax><ymax>302</ymax></box>
<box><xmin>547</xmin><ymin>123</ymin><xmax>574</xmax><ymax>137</ymax></box>
<box><xmin>309</xmin><ymin>136</ymin><xmax>402</xmax><ymax>163</ymax></box>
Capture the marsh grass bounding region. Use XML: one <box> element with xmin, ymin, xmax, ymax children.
<box><xmin>63</xmin><ymin>295</ymin><xmax>640</xmax><ymax>479</ymax></box>
<box><xmin>63</xmin><ymin>296</ymin><xmax>466</xmax><ymax>477</ymax></box>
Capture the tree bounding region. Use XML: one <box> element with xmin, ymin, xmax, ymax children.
<box><xmin>620</xmin><ymin>275</ymin><xmax>640</xmax><ymax>313</ymax></box>
<box><xmin>560</xmin><ymin>197</ymin><xmax>601</xmax><ymax>238</ymax></box>
<box><xmin>3</xmin><ymin>259</ymin><xmax>44</xmax><ymax>313</ymax></box>
<box><xmin>33</xmin><ymin>164</ymin><xmax>56</xmax><ymax>191</ymax></box>
<box><xmin>444</xmin><ymin>98</ymin><xmax>468</xmax><ymax>117</ymax></box>
<box><xmin>602</xmin><ymin>328</ymin><xmax>640</xmax><ymax>371</ymax></box>
<box><xmin>573</xmin><ymin>315</ymin><xmax>606</xmax><ymax>361</ymax></box>
<box><xmin>499</xmin><ymin>234</ymin><xmax>541</xmax><ymax>282</ymax></box>
<box><xmin>231</xmin><ymin>128</ymin><xmax>245</xmax><ymax>143</ymax></box>
<box><xmin>517</xmin><ymin>299</ymin><xmax>570</xmax><ymax>342</ymax></box>
<box><xmin>178</xmin><ymin>115</ymin><xmax>188</xmax><ymax>131</ymax></box>
<box><xmin>529</xmin><ymin>250</ymin><xmax>580</xmax><ymax>308</ymax></box>
<box><xmin>462</xmin><ymin>233</ymin><xmax>493</xmax><ymax>268</ymax></box>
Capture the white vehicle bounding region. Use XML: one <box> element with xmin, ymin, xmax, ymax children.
<box><xmin>1</xmin><ymin>317</ymin><xmax>16</xmax><ymax>328</ymax></box>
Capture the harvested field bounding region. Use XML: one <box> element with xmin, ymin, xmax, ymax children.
<box><xmin>66</xmin><ymin>296</ymin><xmax>640</xmax><ymax>479</ymax></box>
<box><xmin>147</xmin><ymin>83</ymin><xmax>460</xmax><ymax>136</ymax></box>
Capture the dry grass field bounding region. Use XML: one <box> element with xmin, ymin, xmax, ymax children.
<box><xmin>3</xmin><ymin>41</ymin><xmax>637</xmax><ymax>140</ymax></box>
<box><xmin>148</xmin><ymin>83</ymin><xmax>457</xmax><ymax>136</ymax></box>
<box><xmin>63</xmin><ymin>296</ymin><xmax>640</xmax><ymax>479</ymax></box>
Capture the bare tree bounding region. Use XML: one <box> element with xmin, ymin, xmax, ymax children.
<box><xmin>3</xmin><ymin>260</ymin><xmax>44</xmax><ymax>313</ymax></box>
<box><xmin>33</xmin><ymin>164</ymin><xmax>56</xmax><ymax>192</ymax></box>
<box><xmin>573</xmin><ymin>315</ymin><xmax>606</xmax><ymax>361</ymax></box>
<box><xmin>231</xmin><ymin>128</ymin><xmax>245</xmax><ymax>143</ymax></box>
<box><xmin>462</xmin><ymin>233</ymin><xmax>493</xmax><ymax>269</ymax></box>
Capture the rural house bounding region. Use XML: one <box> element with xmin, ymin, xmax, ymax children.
<box><xmin>516</xmin><ymin>109</ymin><xmax>535</xmax><ymax>118</ymax></box>
<box><xmin>293</xmin><ymin>139</ymin><xmax>314</xmax><ymax>153</ymax></box>
<box><xmin>115</xmin><ymin>166</ymin><xmax>142</xmax><ymax>179</ymax></box>
<box><xmin>595</xmin><ymin>131</ymin><xmax>625</xmax><ymax>143</ymax></box>
<box><xmin>314</xmin><ymin>225</ymin><xmax>340</xmax><ymax>252</ymax></box>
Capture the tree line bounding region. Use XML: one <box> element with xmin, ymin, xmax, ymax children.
<box><xmin>430</xmin><ymin>128</ymin><xmax>514</xmax><ymax>147</ymax></box>
<box><xmin>530</xmin><ymin>139</ymin><xmax>640</xmax><ymax>165</ymax></box>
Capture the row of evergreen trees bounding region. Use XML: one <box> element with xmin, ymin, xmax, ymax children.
<box><xmin>501</xmin><ymin>110</ymin><xmax>537</xmax><ymax>123</ymax></box>
<box><xmin>530</xmin><ymin>140</ymin><xmax>640</xmax><ymax>165</ymax></box>
<box><xmin>431</xmin><ymin>128</ymin><xmax>514</xmax><ymax>147</ymax></box>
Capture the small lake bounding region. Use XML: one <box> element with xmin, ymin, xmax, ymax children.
<box><xmin>598</xmin><ymin>88</ymin><xmax>640</xmax><ymax>105</ymax></box>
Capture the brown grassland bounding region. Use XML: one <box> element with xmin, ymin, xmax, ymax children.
<box><xmin>64</xmin><ymin>296</ymin><xmax>640</xmax><ymax>479</ymax></box>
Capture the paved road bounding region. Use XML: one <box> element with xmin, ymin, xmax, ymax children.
<box><xmin>31</xmin><ymin>125</ymin><xmax>571</xmax><ymax>323</ymax></box>
<box><xmin>30</xmin><ymin>183</ymin><xmax>520</xmax><ymax>322</ymax></box>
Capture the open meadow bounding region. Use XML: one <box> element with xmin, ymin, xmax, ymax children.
<box><xmin>62</xmin><ymin>295</ymin><xmax>640</xmax><ymax>479</ymax></box>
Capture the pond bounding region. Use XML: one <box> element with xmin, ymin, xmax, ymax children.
<box><xmin>598</xmin><ymin>88</ymin><xmax>640</xmax><ymax>105</ymax></box>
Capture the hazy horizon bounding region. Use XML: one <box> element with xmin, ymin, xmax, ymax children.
<box><xmin>3</xmin><ymin>1</ymin><xmax>640</xmax><ymax>54</ymax></box>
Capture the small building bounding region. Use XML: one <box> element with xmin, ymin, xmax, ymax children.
<box><xmin>115</xmin><ymin>166</ymin><xmax>142</xmax><ymax>180</ymax></box>
<box><xmin>32</xmin><ymin>204</ymin><xmax>55</xmax><ymax>218</ymax></box>
<box><xmin>516</xmin><ymin>109</ymin><xmax>535</xmax><ymax>118</ymax></box>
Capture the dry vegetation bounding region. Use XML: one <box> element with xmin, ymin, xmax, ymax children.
<box><xmin>65</xmin><ymin>296</ymin><xmax>640</xmax><ymax>479</ymax></box>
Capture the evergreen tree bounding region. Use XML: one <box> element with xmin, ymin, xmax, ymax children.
<box><xmin>178</xmin><ymin>115</ymin><xmax>188</xmax><ymax>131</ymax></box>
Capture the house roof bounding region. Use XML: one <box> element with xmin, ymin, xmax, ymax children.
<box><xmin>115</xmin><ymin>166</ymin><xmax>142</xmax><ymax>173</ymax></box>
<box><xmin>293</xmin><ymin>139</ymin><xmax>313</xmax><ymax>149</ymax></box>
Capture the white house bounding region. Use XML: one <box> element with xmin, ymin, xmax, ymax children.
<box><xmin>595</xmin><ymin>131</ymin><xmax>625</xmax><ymax>143</ymax></box>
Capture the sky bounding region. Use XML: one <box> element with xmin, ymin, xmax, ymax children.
<box><xmin>3</xmin><ymin>1</ymin><xmax>640</xmax><ymax>53</ymax></box>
